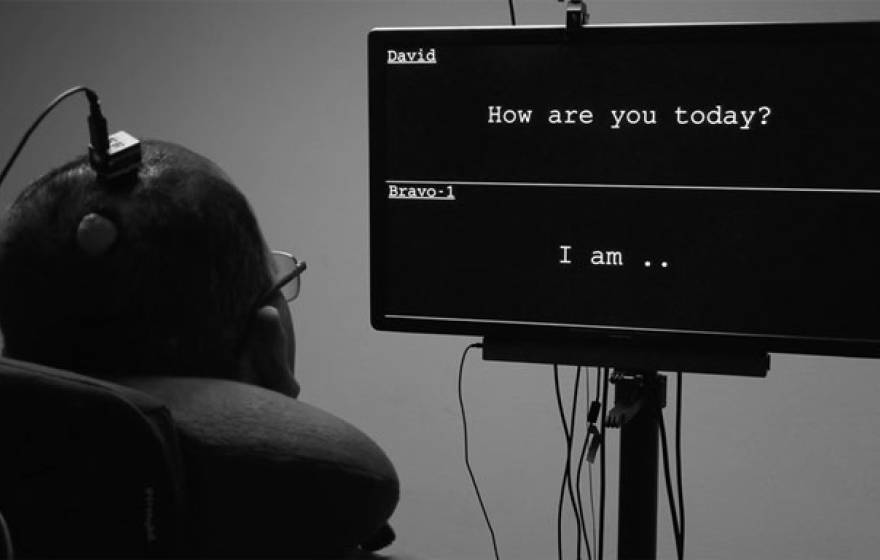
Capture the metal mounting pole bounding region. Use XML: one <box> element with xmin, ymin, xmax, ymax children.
<box><xmin>608</xmin><ymin>371</ymin><xmax>667</xmax><ymax>560</ymax></box>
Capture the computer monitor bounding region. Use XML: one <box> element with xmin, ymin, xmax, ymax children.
<box><xmin>368</xmin><ymin>21</ymin><xmax>880</xmax><ymax>358</ymax></box>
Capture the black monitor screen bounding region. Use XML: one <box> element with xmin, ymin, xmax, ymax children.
<box><xmin>368</xmin><ymin>21</ymin><xmax>880</xmax><ymax>357</ymax></box>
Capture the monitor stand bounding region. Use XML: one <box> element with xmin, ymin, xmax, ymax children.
<box><xmin>482</xmin><ymin>337</ymin><xmax>769</xmax><ymax>560</ymax></box>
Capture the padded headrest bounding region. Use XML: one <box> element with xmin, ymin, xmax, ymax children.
<box><xmin>116</xmin><ymin>377</ymin><xmax>399</xmax><ymax>558</ymax></box>
<box><xmin>0</xmin><ymin>360</ymin><xmax>399</xmax><ymax>558</ymax></box>
<box><xmin>0</xmin><ymin>357</ymin><xmax>186</xmax><ymax>557</ymax></box>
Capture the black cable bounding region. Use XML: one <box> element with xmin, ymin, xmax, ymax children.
<box><xmin>0</xmin><ymin>508</ymin><xmax>12</xmax><ymax>560</ymax></box>
<box><xmin>675</xmin><ymin>372</ymin><xmax>685</xmax><ymax>558</ymax></box>
<box><xmin>554</xmin><ymin>365</ymin><xmax>585</xmax><ymax>560</ymax></box>
<box><xmin>591</xmin><ymin>367</ymin><xmax>601</xmax><ymax>551</ymax></box>
<box><xmin>0</xmin><ymin>85</ymin><xmax>102</xmax><ymax>190</ymax></box>
<box><xmin>658</xmin><ymin>408</ymin><xmax>683</xmax><ymax>560</ymax></box>
<box><xmin>458</xmin><ymin>342</ymin><xmax>500</xmax><ymax>560</ymax></box>
<box><xmin>570</xmin><ymin>367</ymin><xmax>589</xmax><ymax>560</ymax></box>
<box><xmin>553</xmin><ymin>366</ymin><xmax>565</xmax><ymax>560</ymax></box>
<box><xmin>568</xmin><ymin>368</ymin><xmax>579</xmax><ymax>560</ymax></box>
<box><xmin>575</xmin><ymin>368</ymin><xmax>596</xmax><ymax>559</ymax></box>
<box><xmin>586</xmin><ymin>438</ymin><xmax>597</xmax><ymax>559</ymax></box>
<box><xmin>507</xmin><ymin>0</ymin><xmax>517</xmax><ymax>25</ymax></box>
<box><xmin>574</xmin><ymin>425</ymin><xmax>590</xmax><ymax>559</ymax></box>
<box><xmin>598</xmin><ymin>367</ymin><xmax>609</xmax><ymax>560</ymax></box>
<box><xmin>570</xmin><ymin>367</ymin><xmax>592</xmax><ymax>560</ymax></box>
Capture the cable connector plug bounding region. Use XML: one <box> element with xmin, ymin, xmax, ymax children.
<box><xmin>106</xmin><ymin>131</ymin><xmax>141</xmax><ymax>179</ymax></box>
<box><xmin>86</xmin><ymin>92</ymin><xmax>110</xmax><ymax>172</ymax></box>
<box><xmin>587</xmin><ymin>400</ymin><xmax>602</xmax><ymax>425</ymax></box>
<box><xmin>91</xmin><ymin>130</ymin><xmax>142</xmax><ymax>185</ymax></box>
<box><xmin>85</xmin><ymin>91</ymin><xmax>141</xmax><ymax>185</ymax></box>
<box><xmin>586</xmin><ymin>425</ymin><xmax>602</xmax><ymax>464</ymax></box>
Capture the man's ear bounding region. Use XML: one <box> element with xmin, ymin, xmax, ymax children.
<box><xmin>238</xmin><ymin>306</ymin><xmax>300</xmax><ymax>398</ymax></box>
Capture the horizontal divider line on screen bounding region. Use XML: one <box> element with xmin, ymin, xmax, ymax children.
<box><xmin>385</xmin><ymin>179</ymin><xmax>880</xmax><ymax>194</ymax></box>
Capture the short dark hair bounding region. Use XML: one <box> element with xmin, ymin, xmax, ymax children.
<box><xmin>0</xmin><ymin>140</ymin><xmax>273</xmax><ymax>379</ymax></box>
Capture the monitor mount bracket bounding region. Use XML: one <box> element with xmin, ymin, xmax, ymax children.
<box><xmin>560</xmin><ymin>0</ymin><xmax>589</xmax><ymax>30</ymax></box>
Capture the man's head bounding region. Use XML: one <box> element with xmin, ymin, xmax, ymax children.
<box><xmin>0</xmin><ymin>140</ymin><xmax>296</xmax><ymax>391</ymax></box>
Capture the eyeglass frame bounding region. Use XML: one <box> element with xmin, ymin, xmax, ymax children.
<box><xmin>255</xmin><ymin>250</ymin><xmax>307</xmax><ymax>308</ymax></box>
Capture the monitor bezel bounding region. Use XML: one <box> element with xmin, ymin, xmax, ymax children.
<box><xmin>368</xmin><ymin>21</ymin><xmax>880</xmax><ymax>359</ymax></box>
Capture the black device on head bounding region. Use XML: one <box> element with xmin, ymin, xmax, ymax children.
<box><xmin>91</xmin><ymin>130</ymin><xmax>142</xmax><ymax>185</ymax></box>
<box><xmin>0</xmin><ymin>86</ymin><xmax>142</xmax><ymax>194</ymax></box>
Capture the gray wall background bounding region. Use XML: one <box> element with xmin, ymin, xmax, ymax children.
<box><xmin>2</xmin><ymin>1</ymin><xmax>879</xmax><ymax>558</ymax></box>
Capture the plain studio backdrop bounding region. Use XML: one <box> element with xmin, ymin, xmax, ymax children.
<box><xmin>2</xmin><ymin>2</ymin><xmax>880</xmax><ymax>559</ymax></box>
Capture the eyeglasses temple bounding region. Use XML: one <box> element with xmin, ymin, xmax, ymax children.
<box><xmin>256</xmin><ymin>260</ymin><xmax>307</xmax><ymax>307</ymax></box>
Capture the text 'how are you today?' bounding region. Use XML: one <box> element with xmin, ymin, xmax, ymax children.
<box><xmin>487</xmin><ymin>104</ymin><xmax>773</xmax><ymax>131</ymax></box>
